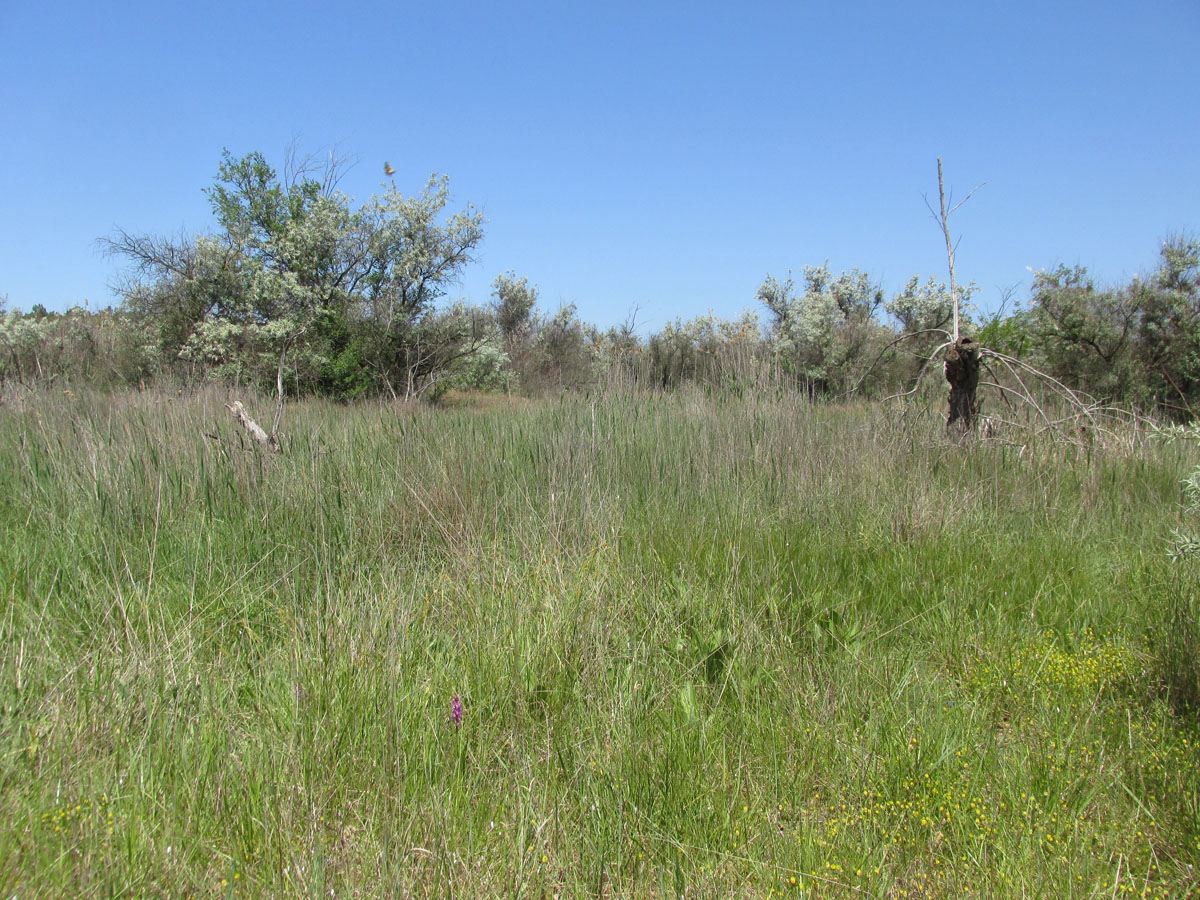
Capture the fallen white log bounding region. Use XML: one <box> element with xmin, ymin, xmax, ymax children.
<box><xmin>227</xmin><ymin>400</ymin><xmax>279</xmax><ymax>452</ymax></box>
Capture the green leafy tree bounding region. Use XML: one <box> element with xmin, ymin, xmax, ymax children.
<box><xmin>349</xmin><ymin>175</ymin><xmax>485</xmax><ymax>399</ymax></box>
<box><xmin>759</xmin><ymin>265</ymin><xmax>885</xmax><ymax>395</ymax></box>
<box><xmin>1135</xmin><ymin>236</ymin><xmax>1200</xmax><ymax>413</ymax></box>
<box><xmin>1021</xmin><ymin>237</ymin><xmax>1200</xmax><ymax>414</ymax></box>
<box><xmin>430</xmin><ymin>304</ymin><xmax>512</xmax><ymax>394</ymax></box>
<box><xmin>487</xmin><ymin>272</ymin><xmax>539</xmax><ymax>391</ymax></box>
<box><xmin>1025</xmin><ymin>264</ymin><xmax>1137</xmax><ymax>401</ymax></box>
<box><xmin>106</xmin><ymin>151</ymin><xmax>485</xmax><ymax>404</ymax></box>
<box><xmin>886</xmin><ymin>275</ymin><xmax>976</xmax><ymax>340</ymax></box>
<box><xmin>491</xmin><ymin>271</ymin><xmax>538</xmax><ymax>346</ymax></box>
<box><xmin>526</xmin><ymin>305</ymin><xmax>597</xmax><ymax>393</ymax></box>
<box><xmin>106</xmin><ymin>149</ymin><xmax>358</xmax><ymax>393</ymax></box>
<box><xmin>648</xmin><ymin>312</ymin><xmax>761</xmax><ymax>389</ymax></box>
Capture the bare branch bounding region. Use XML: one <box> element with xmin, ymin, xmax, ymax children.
<box><xmin>844</xmin><ymin>328</ymin><xmax>952</xmax><ymax>398</ymax></box>
<box><xmin>281</xmin><ymin>138</ymin><xmax>355</xmax><ymax>195</ymax></box>
<box><xmin>937</xmin><ymin>157</ymin><xmax>960</xmax><ymax>344</ymax></box>
<box><xmin>99</xmin><ymin>228</ymin><xmax>198</xmax><ymax>278</ymax></box>
<box><xmin>982</xmin><ymin>353</ymin><xmax>1055</xmax><ymax>430</ymax></box>
<box><xmin>985</xmin><ymin>349</ymin><xmax>1100</xmax><ymax>424</ymax></box>
<box><xmin>922</xmin><ymin>194</ymin><xmax>940</xmax><ymax>224</ymax></box>
<box><xmin>883</xmin><ymin>340</ymin><xmax>955</xmax><ymax>402</ymax></box>
<box><xmin>948</xmin><ymin>181</ymin><xmax>987</xmax><ymax>216</ymax></box>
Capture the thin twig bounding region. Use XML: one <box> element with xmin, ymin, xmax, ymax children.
<box><xmin>883</xmin><ymin>341</ymin><xmax>954</xmax><ymax>402</ymax></box>
<box><xmin>979</xmin><ymin>360</ymin><xmax>1018</xmax><ymax>414</ymax></box>
<box><xmin>986</xmin><ymin>350</ymin><xmax>1100</xmax><ymax>427</ymax></box>
<box><xmin>982</xmin><ymin>355</ymin><xmax>1054</xmax><ymax>430</ymax></box>
<box><xmin>843</xmin><ymin>328</ymin><xmax>951</xmax><ymax>398</ymax></box>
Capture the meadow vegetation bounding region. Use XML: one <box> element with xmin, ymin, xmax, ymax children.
<box><xmin>4</xmin><ymin>149</ymin><xmax>1197</xmax><ymax>422</ymax></box>
<box><xmin>2</xmin><ymin>385</ymin><xmax>1199</xmax><ymax>897</ymax></box>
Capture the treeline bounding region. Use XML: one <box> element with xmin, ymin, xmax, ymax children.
<box><xmin>2</xmin><ymin>151</ymin><xmax>1197</xmax><ymax>416</ymax></box>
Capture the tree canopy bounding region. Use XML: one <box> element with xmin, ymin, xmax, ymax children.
<box><xmin>103</xmin><ymin>150</ymin><xmax>486</xmax><ymax>400</ymax></box>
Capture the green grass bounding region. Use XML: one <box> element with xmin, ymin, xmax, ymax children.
<box><xmin>1</xmin><ymin>386</ymin><xmax>1198</xmax><ymax>898</ymax></box>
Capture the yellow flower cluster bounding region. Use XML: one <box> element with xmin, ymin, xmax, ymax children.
<box><xmin>968</xmin><ymin>629</ymin><xmax>1142</xmax><ymax>698</ymax></box>
<box><xmin>820</xmin><ymin>775</ymin><xmax>999</xmax><ymax>852</ymax></box>
<box><xmin>41</xmin><ymin>794</ymin><xmax>114</xmax><ymax>838</ymax></box>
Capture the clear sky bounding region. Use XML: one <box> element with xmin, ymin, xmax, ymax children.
<box><xmin>2</xmin><ymin>0</ymin><xmax>1197</xmax><ymax>332</ymax></box>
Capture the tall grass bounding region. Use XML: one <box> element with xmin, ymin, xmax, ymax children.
<box><xmin>1</xmin><ymin>386</ymin><xmax>1197</xmax><ymax>898</ymax></box>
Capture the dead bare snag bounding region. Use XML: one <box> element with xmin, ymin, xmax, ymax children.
<box><xmin>932</xmin><ymin>157</ymin><xmax>985</xmax><ymax>433</ymax></box>
<box><xmin>875</xmin><ymin>159</ymin><xmax>1148</xmax><ymax>450</ymax></box>
<box><xmin>227</xmin><ymin>400</ymin><xmax>280</xmax><ymax>452</ymax></box>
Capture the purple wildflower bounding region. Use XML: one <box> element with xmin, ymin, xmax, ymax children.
<box><xmin>451</xmin><ymin>695</ymin><xmax>463</xmax><ymax>727</ymax></box>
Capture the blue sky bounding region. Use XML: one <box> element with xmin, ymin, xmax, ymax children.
<box><xmin>2</xmin><ymin>0</ymin><xmax>1197</xmax><ymax>332</ymax></box>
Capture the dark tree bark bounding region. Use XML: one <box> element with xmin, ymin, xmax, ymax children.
<box><xmin>945</xmin><ymin>336</ymin><xmax>981</xmax><ymax>431</ymax></box>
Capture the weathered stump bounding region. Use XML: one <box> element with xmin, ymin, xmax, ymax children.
<box><xmin>945</xmin><ymin>336</ymin><xmax>981</xmax><ymax>432</ymax></box>
<box><xmin>227</xmin><ymin>400</ymin><xmax>280</xmax><ymax>452</ymax></box>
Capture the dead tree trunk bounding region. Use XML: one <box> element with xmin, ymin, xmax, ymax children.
<box><xmin>227</xmin><ymin>400</ymin><xmax>280</xmax><ymax>452</ymax></box>
<box><xmin>945</xmin><ymin>336</ymin><xmax>981</xmax><ymax>431</ymax></box>
<box><xmin>933</xmin><ymin>157</ymin><xmax>984</xmax><ymax>433</ymax></box>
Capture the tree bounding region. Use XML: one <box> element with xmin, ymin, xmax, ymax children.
<box><xmin>886</xmin><ymin>275</ymin><xmax>976</xmax><ymax>339</ymax></box>
<box><xmin>1138</xmin><ymin>236</ymin><xmax>1200</xmax><ymax>414</ymax></box>
<box><xmin>1025</xmin><ymin>238</ymin><xmax>1200</xmax><ymax>415</ymax></box>
<box><xmin>648</xmin><ymin>312</ymin><xmax>761</xmax><ymax>390</ymax></box>
<box><xmin>105</xmin><ymin>149</ymin><xmax>486</xmax><ymax>414</ymax></box>
<box><xmin>486</xmin><ymin>272</ymin><xmax>541</xmax><ymax>392</ymax></box>
<box><xmin>491</xmin><ymin>271</ymin><xmax>538</xmax><ymax>347</ymax></box>
<box><xmin>105</xmin><ymin>149</ymin><xmax>359</xmax><ymax>398</ymax></box>
<box><xmin>758</xmin><ymin>265</ymin><xmax>884</xmax><ymax>395</ymax></box>
<box><xmin>931</xmin><ymin>157</ymin><xmax>985</xmax><ymax>431</ymax></box>
<box><xmin>351</xmin><ymin>175</ymin><xmax>485</xmax><ymax>400</ymax></box>
<box><xmin>376</xmin><ymin>302</ymin><xmax>499</xmax><ymax>401</ymax></box>
<box><xmin>104</xmin><ymin>231</ymin><xmax>246</xmax><ymax>369</ymax></box>
<box><xmin>526</xmin><ymin>305</ymin><xmax>597</xmax><ymax>393</ymax></box>
<box><xmin>1025</xmin><ymin>264</ymin><xmax>1137</xmax><ymax>401</ymax></box>
<box><xmin>0</xmin><ymin>304</ymin><xmax>158</xmax><ymax>390</ymax></box>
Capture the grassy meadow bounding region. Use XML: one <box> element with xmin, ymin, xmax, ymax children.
<box><xmin>1</xmin><ymin>386</ymin><xmax>1199</xmax><ymax>898</ymax></box>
